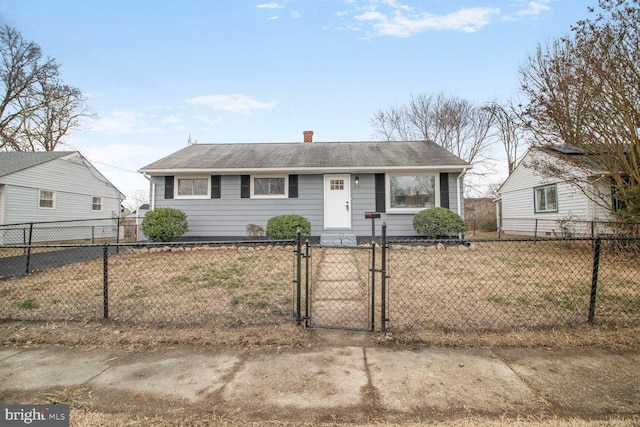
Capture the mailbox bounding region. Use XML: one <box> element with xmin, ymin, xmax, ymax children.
<box><xmin>365</xmin><ymin>212</ymin><xmax>381</xmax><ymax>219</ymax></box>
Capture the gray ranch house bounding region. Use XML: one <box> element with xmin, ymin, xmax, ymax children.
<box><xmin>0</xmin><ymin>151</ymin><xmax>125</xmax><ymax>243</ymax></box>
<box><xmin>138</xmin><ymin>132</ymin><xmax>470</xmax><ymax>242</ymax></box>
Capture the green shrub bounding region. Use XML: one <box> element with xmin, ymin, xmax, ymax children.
<box><xmin>413</xmin><ymin>207</ymin><xmax>466</xmax><ymax>238</ymax></box>
<box><xmin>141</xmin><ymin>208</ymin><xmax>189</xmax><ymax>242</ymax></box>
<box><xmin>266</xmin><ymin>214</ymin><xmax>311</xmax><ymax>239</ymax></box>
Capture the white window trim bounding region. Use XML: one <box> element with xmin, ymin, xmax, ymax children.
<box><xmin>386</xmin><ymin>173</ymin><xmax>439</xmax><ymax>213</ymax></box>
<box><xmin>175</xmin><ymin>175</ymin><xmax>210</xmax><ymax>199</ymax></box>
<box><xmin>534</xmin><ymin>184</ymin><xmax>558</xmax><ymax>213</ymax></box>
<box><xmin>91</xmin><ymin>196</ymin><xmax>103</xmax><ymax>212</ymax></box>
<box><xmin>251</xmin><ymin>175</ymin><xmax>288</xmax><ymax>199</ymax></box>
<box><xmin>38</xmin><ymin>189</ymin><xmax>55</xmax><ymax>210</ymax></box>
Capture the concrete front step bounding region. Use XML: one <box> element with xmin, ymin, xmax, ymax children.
<box><xmin>320</xmin><ymin>232</ymin><xmax>358</xmax><ymax>247</ymax></box>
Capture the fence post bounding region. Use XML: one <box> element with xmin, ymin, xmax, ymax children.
<box><xmin>103</xmin><ymin>244</ymin><xmax>109</xmax><ymax>319</ymax></box>
<box><xmin>304</xmin><ymin>239</ymin><xmax>310</xmax><ymax>328</ymax></box>
<box><xmin>25</xmin><ymin>223</ymin><xmax>34</xmax><ymax>275</ymax></box>
<box><xmin>380</xmin><ymin>222</ymin><xmax>388</xmax><ymax>333</ymax></box>
<box><xmin>295</xmin><ymin>229</ymin><xmax>302</xmax><ymax>325</ymax></box>
<box><xmin>370</xmin><ymin>237</ymin><xmax>376</xmax><ymax>332</ymax></box>
<box><xmin>588</xmin><ymin>238</ymin><xmax>602</xmax><ymax>324</ymax></box>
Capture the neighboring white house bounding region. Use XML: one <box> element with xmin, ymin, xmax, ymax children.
<box><xmin>495</xmin><ymin>145</ymin><xmax>615</xmax><ymax>237</ymax></box>
<box><xmin>0</xmin><ymin>151</ymin><xmax>125</xmax><ymax>243</ymax></box>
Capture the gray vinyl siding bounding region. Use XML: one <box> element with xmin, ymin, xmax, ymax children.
<box><xmin>154</xmin><ymin>175</ymin><xmax>325</xmax><ymax>238</ymax></box>
<box><xmin>0</xmin><ymin>155</ymin><xmax>123</xmax><ymax>243</ymax></box>
<box><xmin>153</xmin><ymin>172</ymin><xmax>464</xmax><ymax>238</ymax></box>
<box><xmin>351</xmin><ymin>172</ymin><xmax>463</xmax><ymax>237</ymax></box>
<box><xmin>1</xmin><ymin>156</ymin><xmax>122</xmax><ymax>225</ymax></box>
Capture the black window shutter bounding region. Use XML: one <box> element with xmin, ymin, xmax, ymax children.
<box><xmin>240</xmin><ymin>175</ymin><xmax>250</xmax><ymax>198</ymax></box>
<box><xmin>211</xmin><ymin>175</ymin><xmax>221</xmax><ymax>199</ymax></box>
<box><xmin>289</xmin><ymin>174</ymin><xmax>298</xmax><ymax>198</ymax></box>
<box><xmin>440</xmin><ymin>173</ymin><xmax>450</xmax><ymax>209</ymax></box>
<box><xmin>375</xmin><ymin>173</ymin><xmax>386</xmax><ymax>212</ymax></box>
<box><xmin>164</xmin><ymin>176</ymin><xmax>174</xmax><ymax>199</ymax></box>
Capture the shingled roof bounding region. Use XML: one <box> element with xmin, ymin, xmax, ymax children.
<box><xmin>139</xmin><ymin>140</ymin><xmax>469</xmax><ymax>174</ymax></box>
<box><xmin>0</xmin><ymin>151</ymin><xmax>73</xmax><ymax>178</ymax></box>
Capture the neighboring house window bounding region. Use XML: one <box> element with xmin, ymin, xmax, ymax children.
<box><xmin>176</xmin><ymin>176</ymin><xmax>209</xmax><ymax>198</ymax></box>
<box><xmin>39</xmin><ymin>190</ymin><xmax>55</xmax><ymax>209</ymax></box>
<box><xmin>534</xmin><ymin>184</ymin><xmax>558</xmax><ymax>213</ymax></box>
<box><xmin>387</xmin><ymin>174</ymin><xmax>437</xmax><ymax>212</ymax></box>
<box><xmin>252</xmin><ymin>175</ymin><xmax>288</xmax><ymax>198</ymax></box>
<box><xmin>91</xmin><ymin>196</ymin><xmax>103</xmax><ymax>211</ymax></box>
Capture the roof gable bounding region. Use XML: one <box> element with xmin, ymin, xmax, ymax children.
<box><xmin>139</xmin><ymin>140</ymin><xmax>470</xmax><ymax>173</ymax></box>
<box><xmin>0</xmin><ymin>151</ymin><xmax>125</xmax><ymax>198</ymax></box>
<box><xmin>0</xmin><ymin>151</ymin><xmax>73</xmax><ymax>177</ymax></box>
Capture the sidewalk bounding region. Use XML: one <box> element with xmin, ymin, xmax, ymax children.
<box><xmin>1</xmin><ymin>331</ymin><xmax>639</xmax><ymax>422</ymax></box>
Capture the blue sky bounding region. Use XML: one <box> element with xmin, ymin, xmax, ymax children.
<box><xmin>1</xmin><ymin>0</ymin><xmax>594</xmax><ymax>205</ymax></box>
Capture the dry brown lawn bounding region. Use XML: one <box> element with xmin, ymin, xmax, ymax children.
<box><xmin>0</xmin><ymin>240</ymin><xmax>638</xmax><ymax>337</ymax></box>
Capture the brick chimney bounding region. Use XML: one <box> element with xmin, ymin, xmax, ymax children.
<box><xmin>303</xmin><ymin>130</ymin><xmax>313</xmax><ymax>143</ymax></box>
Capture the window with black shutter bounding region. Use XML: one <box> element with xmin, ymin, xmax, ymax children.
<box><xmin>375</xmin><ymin>173</ymin><xmax>386</xmax><ymax>212</ymax></box>
<box><xmin>240</xmin><ymin>175</ymin><xmax>250</xmax><ymax>198</ymax></box>
<box><xmin>164</xmin><ymin>176</ymin><xmax>174</xmax><ymax>199</ymax></box>
<box><xmin>289</xmin><ymin>174</ymin><xmax>298</xmax><ymax>198</ymax></box>
<box><xmin>211</xmin><ymin>175</ymin><xmax>221</xmax><ymax>199</ymax></box>
<box><xmin>440</xmin><ymin>173</ymin><xmax>449</xmax><ymax>209</ymax></box>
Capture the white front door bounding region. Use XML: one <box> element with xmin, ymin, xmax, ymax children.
<box><xmin>324</xmin><ymin>174</ymin><xmax>351</xmax><ymax>229</ymax></box>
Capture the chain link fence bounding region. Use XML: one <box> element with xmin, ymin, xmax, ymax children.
<box><xmin>385</xmin><ymin>237</ymin><xmax>640</xmax><ymax>332</ymax></box>
<box><xmin>0</xmin><ymin>240</ymin><xmax>297</xmax><ymax>327</ymax></box>
<box><xmin>0</xmin><ymin>217</ymin><xmax>137</xmax><ymax>245</ymax></box>
<box><xmin>465</xmin><ymin>217</ymin><xmax>640</xmax><ymax>239</ymax></box>
<box><xmin>1</xmin><ymin>233</ymin><xmax>638</xmax><ymax>332</ymax></box>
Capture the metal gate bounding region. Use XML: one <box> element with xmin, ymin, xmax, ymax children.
<box><xmin>294</xmin><ymin>228</ymin><xmax>389</xmax><ymax>332</ymax></box>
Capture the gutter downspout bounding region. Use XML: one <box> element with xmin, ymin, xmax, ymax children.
<box><xmin>142</xmin><ymin>173</ymin><xmax>155</xmax><ymax>211</ymax></box>
<box><xmin>139</xmin><ymin>173</ymin><xmax>155</xmax><ymax>242</ymax></box>
<box><xmin>456</xmin><ymin>168</ymin><xmax>468</xmax><ymax>217</ymax></box>
<box><xmin>456</xmin><ymin>168</ymin><xmax>468</xmax><ymax>240</ymax></box>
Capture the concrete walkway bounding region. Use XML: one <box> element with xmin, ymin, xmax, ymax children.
<box><xmin>1</xmin><ymin>335</ymin><xmax>639</xmax><ymax>422</ymax></box>
<box><xmin>309</xmin><ymin>248</ymin><xmax>371</xmax><ymax>330</ymax></box>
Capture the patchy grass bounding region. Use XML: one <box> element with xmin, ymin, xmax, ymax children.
<box><xmin>0</xmin><ymin>240</ymin><xmax>638</xmax><ymax>334</ymax></box>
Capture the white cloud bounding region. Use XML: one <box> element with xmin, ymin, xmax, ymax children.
<box><xmin>257</xmin><ymin>2</ymin><xmax>281</xmax><ymax>9</ymax></box>
<box><xmin>267</xmin><ymin>15</ymin><xmax>279</xmax><ymax>20</ymax></box>
<box><xmin>355</xmin><ymin>6</ymin><xmax>500</xmax><ymax>37</ymax></box>
<box><xmin>516</xmin><ymin>0</ymin><xmax>552</xmax><ymax>17</ymax></box>
<box><xmin>291</xmin><ymin>10</ymin><xmax>301</xmax><ymax>18</ymax></box>
<box><xmin>162</xmin><ymin>114</ymin><xmax>182</xmax><ymax>124</ymax></box>
<box><xmin>185</xmin><ymin>94</ymin><xmax>278</xmax><ymax>115</ymax></box>
<box><xmin>90</xmin><ymin>111</ymin><xmax>162</xmax><ymax>135</ymax></box>
<box><xmin>195</xmin><ymin>115</ymin><xmax>221</xmax><ymax>125</ymax></box>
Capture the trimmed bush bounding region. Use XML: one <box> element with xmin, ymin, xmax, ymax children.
<box><xmin>266</xmin><ymin>214</ymin><xmax>311</xmax><ymax>239</ymax></box>
<box><xmin>141</xmin><ymin>208</ymin><xmax>189</xmax><ymax>242</ymax></box>
<box><xmin>413</xmin><ymin>207</ymin><xmax>466</xmax><ymax>238</ymax></box>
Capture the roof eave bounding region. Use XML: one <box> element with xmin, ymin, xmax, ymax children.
<box><xmin>138</xmin><ymin>165</ymin><xmax>471</xmax><ymax>175</ymax></box>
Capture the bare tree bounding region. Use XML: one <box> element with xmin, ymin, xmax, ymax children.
<box><xmin>371</xmin><ymin>93</ymin><xmax>496</xmax><ymax>164</ymax></box>
<box><xmin>488</xmin><ymin>101</ymin><xmax>523</xmax><ymax>175</ymax></box>
<box><xmin>371</xmin><ymin>93</ymin><xmax>498</xmax><ymax>195</ymax></box>
<box><xmin>518</xmin><ymin>0</ymin><xmax>640</xmax><ymax>220</ymax></box>
<box><xmin>0</xmin><ymin>25</ymin><xmax>93</xmax><ymax>151</ymax></box>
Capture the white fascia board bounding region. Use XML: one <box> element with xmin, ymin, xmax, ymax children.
<box><xmin>138</xmin><ymin>165</ymin><xmax>471</xmax><ymax>175</ymax></box>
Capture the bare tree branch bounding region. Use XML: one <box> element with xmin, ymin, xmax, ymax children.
<box><xmin>518</xmin><ymin>0</ymin><xmax>640</xmax><ymax>220</ymax></box>
<box><xmin>0</xmin><ymin>25</ymin><xmax>94</xmax><ymax>151</ymax></box>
